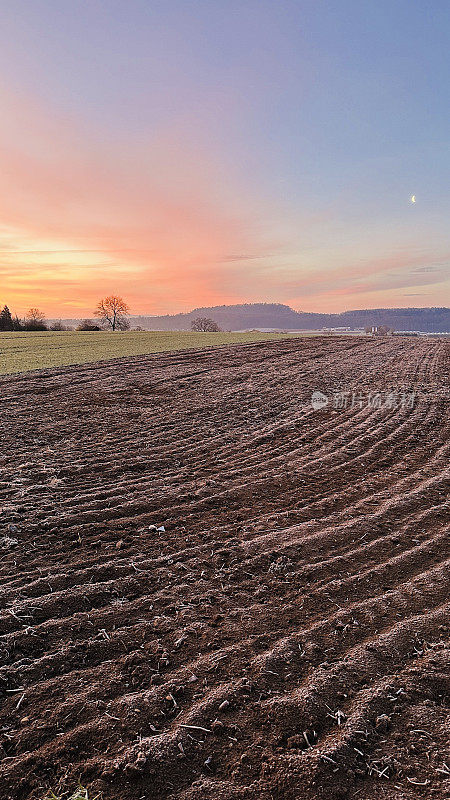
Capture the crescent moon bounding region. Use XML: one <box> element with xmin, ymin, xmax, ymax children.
<box><xmin>411</xmin><ymin>195</ymin><xmax>416</xmax><ymax>203</ymax></box>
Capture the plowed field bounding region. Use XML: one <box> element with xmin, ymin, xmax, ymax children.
<box><xmin>0</xmin><ymin>336</ymin><xmax>449</xmax><ymax>800</ymax></box>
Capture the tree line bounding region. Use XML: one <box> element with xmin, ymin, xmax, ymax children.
<box><xmin>0</xmin><ymin>295</ymin><xmax>132</xmax><ymax>332</ymax></box>
<box><xmin>0</xmin><ymin>296</ymin><xmax>222</xmax><ymax>333</ymax></box>
<box><xmin>0</xmin><ymin>306</ymin><xmax>48</xmax><ymax>331</ymax></box>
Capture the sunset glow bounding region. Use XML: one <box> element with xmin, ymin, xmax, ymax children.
<box><xmin>0</xmin><ymin>1</ymin><xmax>448</xmax><ymax>317</ymax></box>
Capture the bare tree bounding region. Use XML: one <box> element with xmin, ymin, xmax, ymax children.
<box><xmin>23</xmin><ymin>308</ymin><xmax>48</xmax><ymax>331</ymax></box>
<box><xmin>95</xmin><ymin>295</ymin><xmax>130</xmax><ymax>331</ymax></box>
<box><xmin>191</xmin><ymin>317</ymin><xmax>221</xmax><ymax>332</ymax></box>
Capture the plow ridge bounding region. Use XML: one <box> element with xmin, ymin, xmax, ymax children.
<box><xmin>0</xmin><ymin>336</ymin><xmax>448</xmax><ymax>799</ymax></box>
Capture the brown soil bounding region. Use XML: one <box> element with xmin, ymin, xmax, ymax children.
<box><xmin>0</xmin><ymin>336</ymin><xmax>449</xmax><ymax>800</ymax></box>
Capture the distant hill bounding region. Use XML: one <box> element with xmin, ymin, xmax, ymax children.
<box><xmin>50</xmin><ymin>304</ymin><xmax>450</xmax><ymax>332</ymax></box>
<box><xmin>130</xmin><ymin>304</ymin><xmax>450</xmax><ymax>333</ymax></box>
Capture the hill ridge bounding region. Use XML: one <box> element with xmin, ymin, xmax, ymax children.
<box><xmin>51</xmin><ymin>303</ymin><xmax>450</xmax><ymax>332</ymax></box>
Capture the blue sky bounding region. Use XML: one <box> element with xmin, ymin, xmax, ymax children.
<box><xmin>0</xmin><ymin>0</ymin><xmax>448</xmax><ymax>315</ymax></box>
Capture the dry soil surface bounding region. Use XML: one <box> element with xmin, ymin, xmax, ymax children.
<box><xmin>0</xmin><ymin>336</ymin><xmax>449</xmax><ymax>800</ymax></box>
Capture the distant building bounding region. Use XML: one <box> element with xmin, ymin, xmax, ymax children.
<box><xmin>321</xmin><ymin>326</ymin><xmax>353</xmax><ymax>332</ymax></box>
<box><xmin>365</xmin><ymin>325</ymin><xmax>393</xmax><ymax>336</ymax></box>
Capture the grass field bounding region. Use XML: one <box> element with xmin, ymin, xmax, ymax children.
<box><xmin>0</xmin><ymin>330</ymin><xmax>311</xmax><ymax>374</ymax></box>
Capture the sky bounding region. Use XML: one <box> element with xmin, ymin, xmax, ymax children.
<box><xmin>0</xmin><ymin>0</ymin><xmax>449</xmax><ymax>317</ymax></box>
